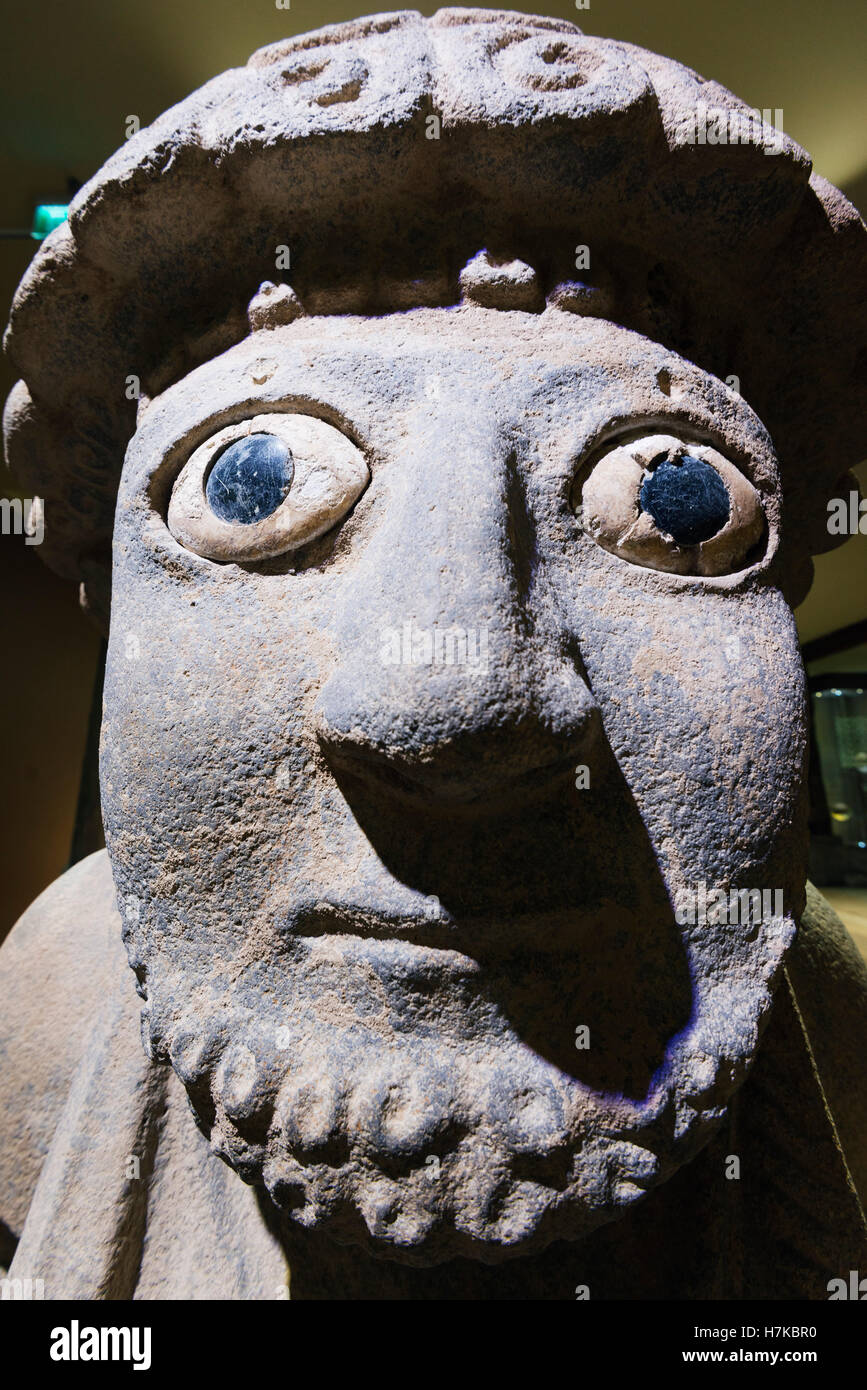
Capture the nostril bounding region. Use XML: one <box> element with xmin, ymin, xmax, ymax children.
<box><xmin>314</xmin><ymin>700</ymin><xmax>604</xmax><ymax>812</ymax></box>
<box><xmin>324</xmin><ymin>741</ymin><xmax>581</xmax><ymax>809</ymax></box>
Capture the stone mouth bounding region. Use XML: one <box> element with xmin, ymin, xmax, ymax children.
<box><xmin>278</xmin><ymin>896</ymin><xmax>648</xmax><ymax>959</ymax></box>
<box><xmin>273</xmin><ymin>899</ymin><xmax>693</xmax><ymax>1099</ymax></box>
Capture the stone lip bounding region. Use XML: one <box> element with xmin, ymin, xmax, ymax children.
<box><xmin>2</xmin><ymin>8</ymin><xmax>864</xmax><ymax>596</ymax></box>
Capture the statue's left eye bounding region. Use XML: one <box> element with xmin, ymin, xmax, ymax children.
<box><xmin>575</xmin><ymin>431</ymin><xmax>766</xmax><ymax>577</ymax></box>
<box><xmin>206</xmin><ymin>434</ymin><xmax>294</xmax><ymax>524</ymax></box>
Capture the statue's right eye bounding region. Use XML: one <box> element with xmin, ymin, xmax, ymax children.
<box><xmin>167</xmin><ymin>412</ymin><xmax>369</xmax><ymax>563</ymax></box>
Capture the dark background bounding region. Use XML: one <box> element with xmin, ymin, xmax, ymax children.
<box><xmin>1</xmin><ymin>0</ymin><xmax>865</xmax><ymax>943</ymax></box>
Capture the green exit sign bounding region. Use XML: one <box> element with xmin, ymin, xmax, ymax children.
<box><xmin>31</xmin><ymin>203</ymin><xmax>69</xmax><ymax>240</ymax></box>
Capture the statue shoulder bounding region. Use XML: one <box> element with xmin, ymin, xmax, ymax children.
<box><xmin>785</xmin><ymin>881</ymin><xmax>867</xmax><ymax>1204</ymax></box>
<box><xmin>0</xmin><ymin>850</ymin><xmax>128</xmax><ymax>1264</ymax></box>
<box><xmin>1</xmin><ymin>853</ymin><xmax>287</xmax><ymax>1298</ymax></box>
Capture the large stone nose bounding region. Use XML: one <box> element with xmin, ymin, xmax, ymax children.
<box><xmin>313</xmin><ymin>401</ymin><xmax>601</xmax><ymax>806</ymax></box>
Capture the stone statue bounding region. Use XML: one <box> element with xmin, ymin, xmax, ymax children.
<box><xmin>2</xmin><ymin>8</ymin><xmax>866</xmax><ymax>1300</ymax></box>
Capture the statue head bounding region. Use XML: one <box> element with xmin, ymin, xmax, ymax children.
<box><xmin>5</xmin><ymin>8</ymin><xmax>866</xmax><ymax>1264</ymax></box>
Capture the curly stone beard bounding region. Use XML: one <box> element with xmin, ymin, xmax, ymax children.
<box><xmin>132</xmin><ymin>906</ymin><xmax>795</xmax><ymax>1267</ymax></box>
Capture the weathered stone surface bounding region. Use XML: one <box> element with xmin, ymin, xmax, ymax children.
<box><xmin>1</xmin><ymin>9</ymin><xmax>865</xmax><ymax>1298</ymax></box>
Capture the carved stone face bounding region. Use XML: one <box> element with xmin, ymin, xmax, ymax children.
<box><xmin>101</xmin><ymin>304</ymin><xmax>803</xmax><ymax>1263</ymax></box>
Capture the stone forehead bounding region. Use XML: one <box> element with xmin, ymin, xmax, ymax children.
<box><xmin>3</xmin><ymin>7</ymin><xmax>866</xmax><ymax>586</ymax></box>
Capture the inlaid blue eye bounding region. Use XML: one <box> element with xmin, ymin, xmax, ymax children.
<box><xmin>205</xmin><ymin>434</ymin><xmax>294</xmax><ymax>525</ymax></box>
<box><xmin>639</xmin><ymin>453</ymin><xmax>729</xmax><ymax>546</ymax></box>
